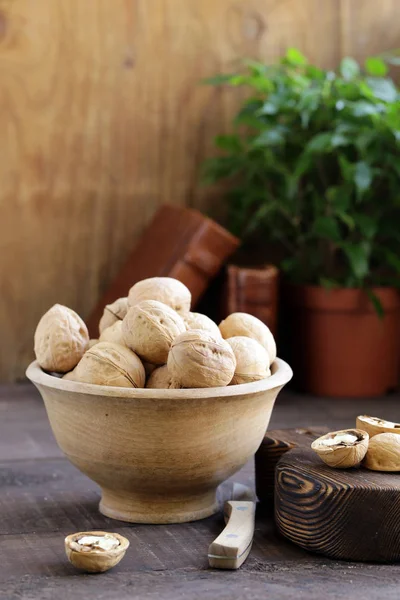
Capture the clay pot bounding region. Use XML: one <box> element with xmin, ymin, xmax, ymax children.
<box><xmin>286</xmin><ymin>285</ymin><xmax>400</xmax><ymax>398</ymax></box>
<box><xmin>26</xmin><ymin>358</ymin><xmax>292</xmax><ymax>524</ymax></box>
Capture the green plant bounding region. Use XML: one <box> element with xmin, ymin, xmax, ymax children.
<box><xmin>203</xmin><ymin>49</ymin><xmax>400</xmax><ymax>301</ymax></box>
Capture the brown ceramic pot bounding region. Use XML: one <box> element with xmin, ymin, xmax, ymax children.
<box><xmin>286</xmin><ymin>285</ymin><xmax>400</xmax><ymax>398</ymax></box>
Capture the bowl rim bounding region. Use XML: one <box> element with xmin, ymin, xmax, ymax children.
<box><xmin>26</xmin><ymin>357</ymin><xmax>293</xmax><ymax>400</ymax></box>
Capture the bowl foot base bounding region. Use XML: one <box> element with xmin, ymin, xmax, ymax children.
<box><xmin>99</xmin><ymin>488</ymin><xmax>219</xmax><ymax>524</ymax></box>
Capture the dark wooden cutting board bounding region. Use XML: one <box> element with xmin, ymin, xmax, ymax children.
<box><xmin>255</xmin><ymin>426</ymin><xmax>329</xmax><ymax>506</ymax></box>
<box><xmin>275</xmin><ymin>447</ymin><xmax>400</xmax><ymax>562</ymax></box>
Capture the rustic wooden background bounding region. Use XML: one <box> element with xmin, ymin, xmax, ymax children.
<box><xmin>1</xmin><ymin>0</ymin><xmax>399</xmax><ymax>381</ymax></box>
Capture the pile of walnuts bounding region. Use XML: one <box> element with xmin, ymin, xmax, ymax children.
<box><xmin>34</xmin><ymin>277</ymin><xmax>276</xmax><ymax>390</ymax></box>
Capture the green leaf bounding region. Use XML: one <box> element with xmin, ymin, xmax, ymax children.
<box><xmin>252</xmin><ymin>127</ymin><xmax>286</xmax><ymax>147</ymax></box>
<box><xmin>202</xmin><ymin>73</ymin><xmax>237</xmax><ymax>85</ymax></box>
<box><xmin>285</xmin><ymin>47</ymin><xmax>307</xmax><ymax>66</ymax></box>
<box><xmin>313</xmin><ymin>216</ymin><xmax>341</xmax><ymax>241</ymax></box>
<box><xmin>336</xmin><ymin>212</ymin><xmax>355</xmax><ymax>230</ymax></box>
<box><xmin>342</xmin><ymin>243</ymin><xmax>369</xmax><ymax>279</ymax></box>
<box><xmin>327</xmin><ymin>186</ymin><xmax>351</xmax><ymax>211</ymax></box>
<box><xmin>214</xmin><ymin>135</ymin><xmax>241</xmax><ymax>152</ymax></box>
<box><xmin>366</xmin><ymin>77</ymin><xmax>398</xmax><ymax>102</ymax></box>
<box><xmin>306</xmin><ymin>132</ymin><xmax>332</xmax><ymax>152</ymax></box>
<box><xmin>355</xmin><ymin>214</ymin><xmax>377</xmax><ymax>239</ymax></box>
<box><xmin>381</xmin><ymin>248</ymin><xmax>400</xmax><ymax>273</ymax></box>
<box><xmin>338</xmin><ymin>155</ymin><xmax>354</xmax><ymax>183</ymax></box>
<box><xmin>340</xmin><ymin>57</ymin><xmax>360</xmax><ymax>80</ymax></box>
<box><xmin>350</xmin><ymin>100</ymin><xmax>382</xmax><ymax>117</ymax></box>
<box><xmin>331</xmin><ymin>133</ymin><xmax>349</xmax><ymax>147</ymax></box>
<box><xmin>257</xmin><ymin>101</ymin><xmax>278</xmax><ymax>115</ymax></box>
<box><xmin>365</xmin><ymin>57</ymin><xmax>388</xmax><ymax>77</ymax></box>
<box><xmin>354</xmin><ymin>161</ymin><xmax>372</xmax><ymax>193</ymax></box>
<box><xmin>366</xmin><ymin>290</ymin><xmax>384</xmax><ymax>318</ymax></box>
<box><xmin>319</xmin><ymin>277</ymin><xmax>340</xmax><ymax>290</ymax></box>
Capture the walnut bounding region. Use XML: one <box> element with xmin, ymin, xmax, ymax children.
<box><xmin>363</xmin><ymin>433</ymin><xmax>400</xmax><ymax>471</ymax></box>
<box><xmin>128</xmin><ymin>277</ymin><xmax>191</xmax><ymax>314</ymax></box>
<box><xmin>167</xmin><ymin>329</ymin><xmax>236</xmax><ymax>388</ymax></box>
<box><xmin>219</xmin><ymin>312</ymin><xmax>276</xmax><ymax>365</ymax></box>
<box><xmin>99</xmin><ymin>297</ymin><xmax>128</xmax><ymax>334</ymax></box>
<box><xmin>65</xmin><ymin>531</ymin><xmax>129</xmax><ymax>573</ymax></box>
<box><xmin>227</xmin><ymin>336</ymin><xmax>271</xmax><ymax>385</ymax></box>
<box><xmin>62</xmin><ymin>369</ymin><xmax>77</xmax><ymax>381</ymax></box>
<box><xmin>73</xmin><ymin>342</ymin><xmax>145</xmax><ymax>388</ymax></box>
<box><xmin>34</xmin><ymin>304</ymin><xmax>89</xmax><ymax>373</ymax></box>
<box><xmin>146</xmin><ymin>365</ymin><xmax>181</xmax><ymax>389</ymax></box>
<box><xmin>356</xmin><ymin>415</ymin><xmax>400</xmax><ymax>438</ymax></box>
<box><xmin>183</xmin><ymin>312</ymin><xmax>221</xmax><ymax>337</ymax></box>
<box><xmin>311</xmin><ymin>429</ymin><xmax>369</xmax><ymax>468</ymax></box>
<box><xmin>87</xmin><ymin>339</ymin><xmax>100</xmax><ymax>349</ymax></box>
<box><xmin>122</xmin><ymin>300</ymin><xmax>185</xmax><ymax>365</ymax></box>
<box><xmin>99</xmin><ymin>321</ymin><xmax>126</xmax><ymax>347</ymax></box>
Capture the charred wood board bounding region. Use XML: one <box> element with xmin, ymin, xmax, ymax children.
<box><xmin>255</xmin><ymin>427</ymin><xmax>329</xmax><ymax>506</ymax></box>
<box><xmin>275</xmin><ymin>448</ymin><xmax>400</xmax><ymax>562</ymax></box>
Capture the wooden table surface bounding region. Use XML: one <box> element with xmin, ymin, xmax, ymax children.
<box><xmin>1</xmin><ymin>383</ymin><xmax>399</xmax><ymax>600</ymax></box>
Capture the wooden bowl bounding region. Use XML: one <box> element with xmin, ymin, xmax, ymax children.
<box><xmin>26</xmin><ymin>358</ymin><xmax>292</xmax><ymax>524</ymax></box>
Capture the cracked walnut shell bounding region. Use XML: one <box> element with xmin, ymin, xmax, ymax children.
<box><xmin>65</xmin><ymin>531</ymin><xmax>129</xmax><ymax>573</ymax></box>
<box><xmin>99</xmin><ymin>297</ymin><xmax>128</xmax><ymax>334</ymax></box>
<box><xmin>311</xmin><ymin>429</ymin><xmax>369</xmax><ymax>469</ymax></box>
<box><xmin>73</xmin><ymin>342</ymin><xmax>145</xmax><ymax>388</ymax></box>
<box><xmin>219</xmin><ymin>312</ymin><xmax>276</xmax><ymax>365</ymax></box>
<box><xmin>356</xmin><ymin>415</ymin><xmax>400</xmax><ymax>438</ymax></box>
<box><xmin>167</xmin><ymin>329</ymin><xmax>236</xmax><ymax>388</ymax></box>
<box><xmin>227</xmin><ymin>336</ymin><xmax>271</xmax><ymax>385</ymax></box>
<box><xmin>122</xmin><ymin>300</ymin><xmax>186</xmax><ymax>365</ymax></box>
<box><xmin>363</xmin><ymin>433</ymin><xmax>400</xmax><ymax>471</ymax></box>
<box><xmin>34</xmin><ymin>304</ymin><xmax>89</xmax><ymax>373</ymax></box>
<box><xmin>128</xmin><ymin>277</ymin><xmax>191</xmax><ymax>314</ymax></box>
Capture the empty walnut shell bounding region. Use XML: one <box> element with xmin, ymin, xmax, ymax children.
<box><xmin>99</xmin><ymin>297</ymin><xmax>128</xmax><ymax>334</ymax></box>
<box><xmin>183</xmin><ymin>312</ymin><xmax>221</xmax><ymax>337</ymax></box>
<box><xmin>167</xmin><ymin>329</ymin><xmax>236</xmax><ymax>388</ymax></box>
<box><xmin>122</xmin><ymin>300</ymin><xmax>186</xmax><ymax>365</ymax></box>
<box><xmin>73</xmin><ymin>342</ymin><xmax>145</xmax><ymax>388</ymax></box>
<box><xmin>34</xmin><ymin>304</ymin><xmax>89</xmax><ymax>373</ymax></box>
<box><xmin>146</xmin><ymin>365</ymin><xmax>181</xmax><ymax>389</ymax></box>
<box><xmin>363</xmin><ymin>433</ymin><xmax>400</xmax><ymax>471</ymax></box>
<box><xmin>311</xmin><ymin>429</ymin><xmax>369</xmax><ymax>469</ymax></box>
<box><xmin>356</xmin><ymin>415</ymin><xmax>400</xmax><ymax>438</ymax></box>
<box><xmin>99</xmin><ymin>321</ymin><xmax>126</xmax><ymax>347</ymax></box>
<box><xmin>219</xmin><ymin>312</ymin><xmax>276</xmax><ymax>365</ymax></box>
<box><xmin>128</xmin><ymin>277</ymin><xmax>191</xmax><ymax>314</ymax></box>
<box><xmin>227</xmin><ymin>336</ymin><xmax>271</xmax><ymax>385</ymax></box>
<box><xmin>65</xmin><ymin>531</ymin><xmax>129</xmax><ymax>573</ymax></box>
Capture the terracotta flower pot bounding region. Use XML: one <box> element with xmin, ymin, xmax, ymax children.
<box><xmin>285</xmin><ymin>285</ymin><xmax>400</xmax><ymax>398</ymax></box>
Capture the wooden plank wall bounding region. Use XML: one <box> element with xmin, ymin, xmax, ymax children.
<box><xmin>0</xmin><ymin>0</ymin><xmax>399</xmax><ymax>381</ymax></box>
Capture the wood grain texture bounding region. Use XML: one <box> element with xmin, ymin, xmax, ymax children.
<box><xmin>255</xmin><ymin>427</ymin><xmax>329</xmax><ymax>506</ymax></box>
<box><xmin>275</xmin><ymin>448</ymin><xmax>400</xmax><ymax>562</ymax></box>
<box><xmin>0</xmin><ymin>0</ymin><xmax>343</xmax><ymax>381</ymax></box>
<box><xmin>2</xmin><ymin>385</ymin><xmax>400</xmax><ymax>598</ymax></box>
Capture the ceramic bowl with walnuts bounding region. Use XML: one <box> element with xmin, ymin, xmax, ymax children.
<box><xmin>28</xmin><ymin>277</ymin><xmax>291</xmax><ymax>524</ymax></box>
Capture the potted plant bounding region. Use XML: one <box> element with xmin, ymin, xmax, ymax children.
<box><xmin>203</xmin><ymin>49</ymin><xmax>400</xmax><ymax>397</ymax></box>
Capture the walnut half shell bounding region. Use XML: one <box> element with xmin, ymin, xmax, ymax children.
<box><xmin>363</xmin><ymin>433</ymin><xmax>400</xmax><ymax>472</ymax></box>
<box><xmin>65</xmin><ymin>531</ymin><xmax>129</xmax><ymax>573</ymax></box>
<box><xmin>356</xmin><ymin>415</ymin><xmax>400</xmax><ymax>438</ymax></box>
<box><xmin>311</xmin><ymin>429</ymin><xmax>369</xmax><ymax>469</ymax></box>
